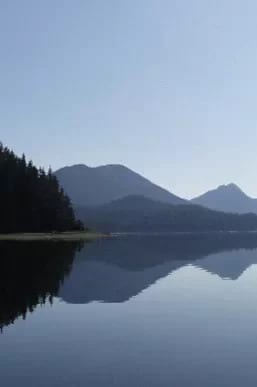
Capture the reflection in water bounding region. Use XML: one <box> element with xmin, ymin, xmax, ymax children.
<box><xmin>0</xmin><ymin>241</ymin><xmax>82</xmax><ymax>330</ymax></box>
<box><xmin>59</xmin><ymin>232</ymin><xmax>257</xmax><ymax>303</ymax></box>
<box><xmin>1</xmin><ymin>233</ymin><xmax>257</xmax><ymax>326</ymax></box>
<box><xmin>2</xmin><ymin>233</ymin><xmax>257</xmax><ymax>387</ymax></box>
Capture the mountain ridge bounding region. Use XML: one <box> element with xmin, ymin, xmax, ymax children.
<box><xmin>76</xmin><ymin>194</ymin><xmax>257</xmax><ymax>232</ymax></box>
<box><xmin>55</xmin><ymin>163</ymin><xmax>186</xmax><ymax>207</ymax></box>
<box><xmin>55</xmin><ymin>163</ymin><xmax>257</xmax><ymax>216</ymax></box>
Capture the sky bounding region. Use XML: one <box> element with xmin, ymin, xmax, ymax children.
<box><xmin>1</xmin><ymin>0</ymin><xmax>257</xmax><ymax>199</ymax></box>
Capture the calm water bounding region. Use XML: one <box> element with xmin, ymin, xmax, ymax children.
<box><xmin>1</xmin><ymin>233</ymin><xmax>257</xmax><ymax>386</ymax></box>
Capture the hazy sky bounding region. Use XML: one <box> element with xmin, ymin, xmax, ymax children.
<box><xmin>1</xmin><ymin>0</ymin><xmax>257</xmax><ymax>199</ymax></box>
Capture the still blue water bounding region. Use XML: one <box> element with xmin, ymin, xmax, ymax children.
<box><xmin>1</xmin><ymin>233</ymin><xmax>257</xmax><ymax>386</ymax></box>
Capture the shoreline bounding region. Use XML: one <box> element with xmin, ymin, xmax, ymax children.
<box><xmin>0</xmin><ymin>231</ymin><xmax>110</xmax><ymax>241</ymax></box>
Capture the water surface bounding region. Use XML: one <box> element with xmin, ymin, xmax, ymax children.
<box><xmin>1</xmin><ymin>233</ymin><xmax>257</xmax><ymax>386</ymax></box>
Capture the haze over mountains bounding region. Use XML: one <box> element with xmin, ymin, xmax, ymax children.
<box><xmin>191</xmin><ymin>183</ymin><xmax>257</xmax><ymax>214</ymax></box>
<box><xmin>55</xmin><ymin>163</ymin><xmax>257</xmax><ymax>232</ymax></box>
<box><xmin>55</xmin><ymin>164</ymin><xmax>186</xmax><ymax>207</ymax></box>
<box><xmin>76</xmin><ymin>195</ymin><xmax>257</xmax><ymax>232</ymax></box>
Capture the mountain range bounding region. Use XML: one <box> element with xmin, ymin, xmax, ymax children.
<box><xmin>55</xmin><ymin>164</ymin><xmax>186</xmax><ymax>207</ymax></box>
<box><xmin>55</xmin><ymin>164</ymin><xmax>257</xmax><ymax>231</ymax></box>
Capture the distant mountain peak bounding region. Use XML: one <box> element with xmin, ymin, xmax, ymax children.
<box><xmin>191</xmin><ymin>182</ymin><xmax>257</xmax><ymax>214</ymax></box>
<box><xmin>217</xmin><ymin>183</ymin><xmax>242</xmax><ymax>192</ymax></box>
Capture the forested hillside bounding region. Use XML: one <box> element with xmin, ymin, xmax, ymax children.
<box><xmin>0</xmin><ymin>144</ymin><xmax>83</xmax><ymax>233</ymax></box>
<box><xmin>76</xmin><ymin>195</ymin><xmax>257</xmax><ymax>233</ymax></box>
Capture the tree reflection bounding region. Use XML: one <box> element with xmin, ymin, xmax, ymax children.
<box><xmin>0</xmin><ymin>241</ymin><xmax>82</xmax><ymax>331</ymax></box>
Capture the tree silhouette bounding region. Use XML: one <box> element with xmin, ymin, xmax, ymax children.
<box><xmin>0</xmin><ymin>143</ymin><xmax>84</xmax><ymax>233</ymax></box>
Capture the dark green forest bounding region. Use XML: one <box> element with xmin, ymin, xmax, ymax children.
<box><xmin>0</xmin><ymin>144</ymin><xmax>83</xmax><ymax>233</ymax></box>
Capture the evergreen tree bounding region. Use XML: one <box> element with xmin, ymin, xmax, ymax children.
<box><xmin>0</xmin><ymin>143</ymin><xmax>84</xmax><ymax>233</ymax></box>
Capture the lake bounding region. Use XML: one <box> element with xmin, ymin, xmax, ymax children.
<box><xmin>1</xmin><ymin>233</ymin><xmax>257</xmax><ymax>386</ymax></box>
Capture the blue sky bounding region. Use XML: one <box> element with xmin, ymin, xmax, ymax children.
<box><xmin>1</xmin><ymin>0</ymin><xmax>257</xmax><ymax>198</ymax></box>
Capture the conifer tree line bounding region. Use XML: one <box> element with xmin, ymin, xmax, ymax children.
<box><xmin>0</xmin><ymin>143</ymin><xmax>84</xmax><ymax>233</ymax></box>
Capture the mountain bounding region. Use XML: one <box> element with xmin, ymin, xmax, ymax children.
<box><xmin>55</xmin><ymin>164</ymin><xmax>186</xmax><ymax>207</ymax></box>
<box><xmin>76</xmin><ymin>194</ymin><xmax>257</xmax><ymax>232</ymax></box>
<box><xmin>191</xmin><ymin>183</ymin><xmax>257</xmax><ymax>214</ymax></box>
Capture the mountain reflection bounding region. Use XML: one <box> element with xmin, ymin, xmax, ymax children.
<box><xmin>2</xmin><ymin>233</ymin><xmax>257</xmax><ymax>330</ymax></box>
<box><xmin>0</xmin><ymin>241</ymin><xmax>81</xmax><ymax>331</ymax></box>
<box><xmin>59</xmin><ymin>232</ymin><xmax>257</xmax><ymax>303</ymax></box>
